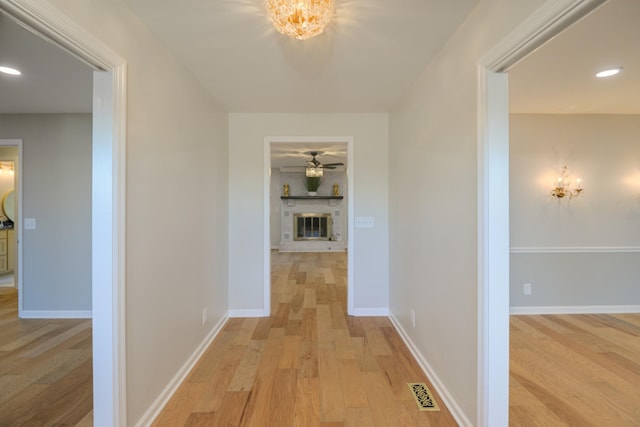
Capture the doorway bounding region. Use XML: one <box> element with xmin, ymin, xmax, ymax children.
<box><xmin>0</xmin><ymin>3</ymin><xmax>127</xmax><ymax>425</ymax></box>
<box><xmin>0</xmin><ymin>143</ymin><xmax>20</xmax><ymax>305</ymax></box>
<box><xmin>477</xmin><ymin>0</ymin><xmax>606</xmax><ymax>424</ymax></box>
<box><xmin>265</xmin><ymin>136</ymin><xmax>354</xmax><ymax>316</ymax></box>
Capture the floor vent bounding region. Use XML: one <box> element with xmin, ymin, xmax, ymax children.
<box><xmin>408</xmin><ymin>383</ymin><xmax>440</xmax><ymax>411</ymax></box>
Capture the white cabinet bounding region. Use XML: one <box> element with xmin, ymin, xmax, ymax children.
<box><xmin>0</xmin><ymin>230</ymin><xmax>8</xmax><ymax>273</ymax></box>
<box><xmin>0</xmin><ymin>229</ymin><xmax>14</xmax><ymax>275</ymax></box>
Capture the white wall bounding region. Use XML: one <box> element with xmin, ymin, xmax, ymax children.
<box><xmin>0</xmin><ymin>114</ymin><xmax>91</xmax><ymax>311</ymax></box>
<box><xmin>229</xmin><ymin>113</ymin><xmax>388</xmax><ymax>313</ymax></box>
<box><xmin>510</xmin><ymin>114</ymin><xmax>640</xmax><ymax>309</ymax></box>
<box><xmin>43</xmin><ymin>1</ymin><xmax>229</xmax><ymax>424</ymax></box>
<box><xmin>388</xmin><ymin>0</ymin><xmax>546</xmax><ymax>423</ymax></box>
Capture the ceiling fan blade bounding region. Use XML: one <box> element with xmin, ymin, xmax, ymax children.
<box><xmin>322</xmin><ymin>162</ymin><xmax>345</xmax><ymax>167</ymax></box>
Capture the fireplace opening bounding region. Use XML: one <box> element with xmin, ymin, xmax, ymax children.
<box><xmin>294</xmin><ymin>213</ymin><xmax>332</xmax><ymax>241</ymax></box>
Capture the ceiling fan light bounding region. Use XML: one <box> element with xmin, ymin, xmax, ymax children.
<box><xmin>265</xmin><ymin>0</ymin><xmax>334</xmax><ymax>40</ymax></box>
<box><xmin>306</xmin><ymin>166</ymin><xmax>323</xmax><ymax>177</ymax></box>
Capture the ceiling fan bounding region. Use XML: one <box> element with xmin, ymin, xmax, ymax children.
<box><xmin>305</xmin><ymin>151</ymin><xmax>344</xmax><ymax>170</ymax></box>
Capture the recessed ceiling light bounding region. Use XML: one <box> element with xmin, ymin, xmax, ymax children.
<box><xmin>0</xmin><ymin>66</ymin><xmax>21</xmax><ymax>76</ymax></box>
<box><xmin>596</xmin><ymin>67</ymin><xmax>622</xmax><ymax>78</ymax></box>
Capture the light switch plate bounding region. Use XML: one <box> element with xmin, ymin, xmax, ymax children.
<box><xmin>24</xmin><ymin>218</ymin><xmax>36</xmax><ymax>230</ymax></box>
<box><xmin>355</xmin><ymin>216</ymin><xmax>374</xmax><ymax>228</ymax></box>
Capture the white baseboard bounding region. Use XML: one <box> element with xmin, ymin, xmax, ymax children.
<box><xmin>21</xmin><ymin>310</ymin><xmax>92</xmax><ymax>319</ymax></box>
<box><xmin>134</xmin><ymin>312</ymin><xmax>229</xmax><ymax>427</ymax></box>
<box><xmin>510</xmin><ymin>305</ymin><xmax>640</xmax><ymax>315</ymax></box>
<box><xmin>228</xmin><ymin>309</ymin><xmax>267</xmax><ymax>318</ymax></box>
<box><xmin>389</xmin><ymin>313</ymin><xmax>473</xmax><ymax>427</ymax></box>
<box><xmin>351</xmin><ymin>307</ymin><xmax>389</xmax><ymax>316</ymax></box>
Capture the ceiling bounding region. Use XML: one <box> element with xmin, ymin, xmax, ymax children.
<box><xmin>0</xmin><ymin>13</ymin><xmax>93</xmax><ymax>114</ymax></box>
<box><xmin>0</xmin><ymin>0</ymin><xmax>637</xmax><ymax>126</ymax></box>
<box><xmin>509</xmin><ymin>0</ymin><xmax>640</xmax><ymax>114</ymax></box>
<box><xmin>271</xmin><ymin>142</ymin><xmax>347</xmax><ymax>169</ymax></box>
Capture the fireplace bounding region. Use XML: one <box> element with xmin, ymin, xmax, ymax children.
<box><xmin>294</xmin><ymin>213</ymin><xmax>332</xmax><ymax>241</ymax></box>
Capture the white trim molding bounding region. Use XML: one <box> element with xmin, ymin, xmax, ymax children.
<box><xmin>510</xmin><ymin>305</ymin><xmax>640</xmax><ymax>315</ymax></box>
<box><xmin>264</xmin><ymin>136</ymin><xmax>355</xmax><ymax>316</ymax></box>
<box><xmin>134</xmin><ymin>314</ymin><xmax>229</xmax><ymax>427</ymax></box>
<box><xmin>476</xmin><ymin>1</ymin><xmax>605</xmax><ymax>425</ymax></box>
<box><xmin>21</xmin><ymin>310</ymin><xmax>92</xmax><ymax>319</ymax></box>
<box><xmin>511</xmin><ymin>246</ymin><xmax>640</xmax><ymax>254</ymax></box>
<box><xmin>389</xmin><ymin>313</ymin><xmax>473</xmax><ymax>427</ymax></box>
<box><xmin>228</xmin><ymin>309</ymin><xmax>268</xmax><ymax>318</ymax></box>
<box><xmin>0</xmin><ymin>2</ymin><xmax>128</xmax><ymax>426</ymax></box>
<box><xmin>351</xmin><ymin>307</ymin><xmax>389</xmax><ymax>317</ymax></box>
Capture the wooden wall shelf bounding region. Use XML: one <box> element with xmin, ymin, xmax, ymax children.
<box><xmin>281</xmin><ymin>196</ymin><xmax>344</xmax><ymax>200</ymax></box>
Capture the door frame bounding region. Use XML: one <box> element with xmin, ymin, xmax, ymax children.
<box><xmin>264</xmin><ymin>136</ymin><xmax>355</xmax><ymax>315</ymax></box>
<box><xmin>0</xmin><ymin>1</ymin><xmax>128</xmax><ymax>425</ymax></box>
<box><xmin>0</xmin><ymin>140</ymin><xmax>22</xmax><ymax>306</ymax></box>
<box><xmin>476</xmin><ymin>0</ymin><xmax>605</xmax><ymax>425</ymax></box>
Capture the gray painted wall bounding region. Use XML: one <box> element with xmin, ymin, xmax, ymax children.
<box><xmin>0</xmin><ymin>114</ymin><xmax>92</xmax><ymax>312</ymax></box>
<box><xmin>510</xmin><ymin>114</ymin><xmax>640</xmax><ymax>308</ymax></box>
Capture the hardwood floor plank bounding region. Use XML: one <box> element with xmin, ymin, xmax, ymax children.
<box><xmin>265</xmin><ymin>368</ymin><xmax>297</xmax><ymax>427</ymax></box>
<box><xmin>228</xmin><ymin>339</ymin><xmax>265</xmax><ymax>392</ymax></box>
<box><xmin>211</xmin><ymin>390</ymin><xmax>251</xmax><ymax>426</ymax></box>
<box><xmin>338</xmin><ymin>358</ymin><xmax>368</xmax><ymax>408</ymax></box>
<box><xmin>294</xmin><ymin>377</ymin><xmax>320</xmax><ymax>427</ymax></box>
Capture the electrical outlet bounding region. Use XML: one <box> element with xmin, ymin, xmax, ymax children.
<box><xmin>523</xmin><ymin>283</ymin><xmax>532</xmax><ymax>296</ymax></box>
<box><xmin>411</xmin><ymin>309</ymin><xmax>416</xmax><ymax>328</ymax></box>
<box><xmin>202</xmin><ymin>308</ymin><xmax>207</xmax><ymax>326</ymax></box>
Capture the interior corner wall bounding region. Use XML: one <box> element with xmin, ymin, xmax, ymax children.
<box><xmin>388</xmin><ymin>0</ymin><xmax>546</xmax><ymax>424</ymax></box>
<box><xmin>44</xmin><ymin>1</ymin><xmax>229</xmax><ymax>424</ymax></box>
<box><xmin>0</xmin><ymin>114</ymin><xmax>92</xmax><ymax>312</ymax></box>
<box><xmin>510</xmin><ymin>114</ymin><xmax>640</xmax><ymax>309</ymax></box>
<box><xmin>228</xmin><ymin>113</ymin><xmax>389</xmax><ymax>313</ymax></box>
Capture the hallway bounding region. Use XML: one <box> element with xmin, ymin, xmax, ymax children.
<box><xmin>154</xmin><ymin>252</ymin><xmax>457</xmax><ymax>426</ymax></box>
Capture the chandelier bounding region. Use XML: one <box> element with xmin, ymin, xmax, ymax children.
<box><xmin>265</xmin><ymin>0</ymin><xmax>334</xmax><ymax>40</ymax></box>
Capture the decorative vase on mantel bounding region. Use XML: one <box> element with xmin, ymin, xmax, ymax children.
<box><xmin>303</xmin><ymin>176</ymin><xmax>322</xmax><ymax>196</ymax></box>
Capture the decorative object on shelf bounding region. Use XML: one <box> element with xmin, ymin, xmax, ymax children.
<box><xmin>551</xmin><ymin>165</ymin><xmax>583</xmax><ymax>199</ymax></box>
<box><xmin>265</xmin><ymin>0</ymin><xmax>334</xmax><ymax>41</ymax></box>
<box><xmin>304</xmin><ymin>175</ymin><xmax>322</xmax><ymax>196</ymax></box>
<box><xmin>283</xmin><ymin>183</ymin><xmax>290</xmax><ymax>197</ymax></box>
<box><xmin>332</xmin><ymin>183</ymin><xmax>340</xmax><ymax>196</ymax></box>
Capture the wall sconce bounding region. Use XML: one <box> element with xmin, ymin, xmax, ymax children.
<box><xmin>551</xmin><ymin>165</ymin><xmax>582</xmax><ymax>199</ymax></box>
<box><xmin>0</xmin><ymin>162</ymin><xmax>14</xmax><ymax>175</ymax></box>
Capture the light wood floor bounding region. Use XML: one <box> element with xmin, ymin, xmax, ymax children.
<box><xmin>0</xmin><ymin>287</ymin><xmax>93</xmax><ymax>426</ymax></box>
<box><xmin>510</xmin><ymin>313</ymin><xmax>640</xmax><ymax>426</ymax></box>
<box><xmin>154</xmin><ymin>252</ymin><xmax>458</xmax><ymax>426</ymax></box>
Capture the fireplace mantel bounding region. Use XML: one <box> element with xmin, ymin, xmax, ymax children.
<box><xmin>280</xmin><ymin>196</ymin><xmax>343</xmax><ymax>200</ymax></box>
